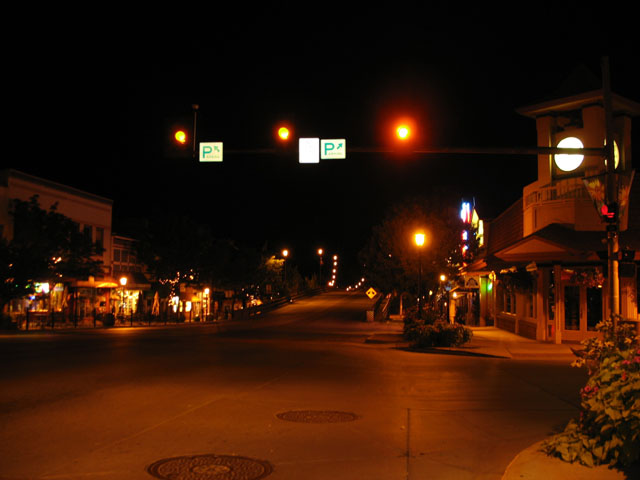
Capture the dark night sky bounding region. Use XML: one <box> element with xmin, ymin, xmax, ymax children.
<box><xmin>7</xmin><ymin>6</ymin><xmax>640</xmax><ymax>283</ymax></box>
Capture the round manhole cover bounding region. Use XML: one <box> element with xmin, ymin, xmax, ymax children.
<box><xmin>276</xmin><ymin>410</ymin><xmax>359</xmax><ymax>423</ymax></box>
<box><xmin>146</xmin><ymin>454</ymin><xmax>273</xmax><ymax>480</ymax></box>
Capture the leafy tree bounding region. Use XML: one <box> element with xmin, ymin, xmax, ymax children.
<box><xmin>133</xmin><ymin>214</ymin><xmax>267</xmax><ymax>302</ymax></box>
<box><xmin>134</xmin><ymin>214</ymin><xmax>216</xmax><ymax>296</ymax></box>
<box><xmin>358</xmin><ymin>194</ymin><xmax>477</xmax><ymax>298</ymax></box>
<box><xmin>0</xmin><ymin>196</ymin><xmax>104</xmax><ymax>313</ymax></box>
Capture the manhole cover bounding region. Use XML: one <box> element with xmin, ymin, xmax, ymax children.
<box><xmin>146</xmin><ymin>454</ymin><xmax>273</xmax><ymax>480</ymax></box>
<box><xmin>276</xmin><ymin>410</ymin><xmax>359</xmax><ymax>423</ymax></box>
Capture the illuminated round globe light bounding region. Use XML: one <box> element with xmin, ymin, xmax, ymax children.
<box><xmin>604</xmin><ymin>140</ymin><xmax>620</xmax><ymax>169</ymax></box>
<box><xmin>554</xmin><ymin>137</ymin><xmax>584</xmax><ymax>172</ymax></box>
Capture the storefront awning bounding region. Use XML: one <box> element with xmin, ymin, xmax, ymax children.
<box><xmin>493</xmin><ymin>224</ymin><xmax>605</xmax><ymax>264</ymax></box>
<box><xmin>116</xmin><ymin>272</ymin><xmax>151</xmax><ymax>290</ymax></box>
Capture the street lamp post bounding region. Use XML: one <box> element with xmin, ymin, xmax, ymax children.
<box><xmin>415</xmin><ymin>233</ymin><xmax>425</xmax><ymax>319</ymax></box>
<box><xmin>119</xmin><ymin>276</ymin><xmax>127</xmax><ymax>325</ymax></box>
<box><xmin>317</xmin><ymin>248</ymin><xmax>323</xmax><ymax>288</ymax></box>
<box><xmin>439</xmin><ymin>274</ymin><xmax>446</xmax><ymax>318</ymax></box>
<box><xmin>282</xmin><ymin>249</ymin><xmax>289</xmax><ymax>293</ymax></box>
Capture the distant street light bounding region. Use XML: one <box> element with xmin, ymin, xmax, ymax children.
<box><xmin>415</xmin><ymin>232</ymin><xmax>426</xmax><ymax>318</ymax></box>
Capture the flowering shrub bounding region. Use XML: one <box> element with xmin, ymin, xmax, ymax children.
<box><xmin>403</xmin><ymin>308</ymin><xmax>472</xmax><ymax>348</ymax></box>
<box><xmin>541</xmin><ymin>316</ymin><xmax>640</xmax><ymax>467</ymax></box>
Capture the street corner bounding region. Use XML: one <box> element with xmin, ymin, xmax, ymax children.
<box><xmin>501</xmin><ymin>440</ymin><xmax>638</xmax><ymax>480</ymax></box>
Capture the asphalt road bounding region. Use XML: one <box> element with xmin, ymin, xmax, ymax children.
<box><xmin>0</xmin><ymin>291</ymin><xmax>586</xmax><ymax>480</ymax></box>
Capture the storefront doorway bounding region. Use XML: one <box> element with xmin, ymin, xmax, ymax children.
<box><xmin>562</xmin><ymin>284</ymin><xmax>603</xmax><ymax>342</ymax></box>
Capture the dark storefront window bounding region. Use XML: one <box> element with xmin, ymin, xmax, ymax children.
<box><xmin>586</xmin><ymin>287</ymin><xmax>602</xmax><ymax>331</ymax></box>
<box><xmin>564</xmin><ymin>286</ymin><xmax>580</xmax><ymax>330</ymax></box>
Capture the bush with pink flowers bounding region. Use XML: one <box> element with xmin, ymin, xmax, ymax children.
<box><xmin>542</xmin><ymin>316</ymin><xmax>640</xmax><ymax>467</ymax></box>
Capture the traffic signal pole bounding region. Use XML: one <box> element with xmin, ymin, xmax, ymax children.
<box><xmin>602</xmin><ymin>57</ymin><xmax>620</xmax><ymax>323</ymax></box>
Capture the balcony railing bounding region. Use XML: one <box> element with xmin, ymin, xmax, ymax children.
<box><xmin>524</xmin><ymin>179</ymin><xmax>589</xmax><ymax>208</ymax></box>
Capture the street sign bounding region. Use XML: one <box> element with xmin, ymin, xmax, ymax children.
<box><xmin>321</xmin><ymin>139</ymin><xmax>346</xmax><ymax>159</ymax></box>
<box><xmin>200</xmin><ymin>142</ymin><xmax>223</xmax><ymax>162</ymax></box>
<box><xmin>366</xmin><ymin>287</ymin><xmax>377</xmax><ymax>299</ymax></box>
<box><xmin>299</xmin><ymin>138</ymin><xmax>320</xmax><ymax>163</ymax></box>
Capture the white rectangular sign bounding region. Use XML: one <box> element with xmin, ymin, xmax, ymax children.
<box><xmin>200</xmin><ymin>142</ymin><xmax>223</xmax><ymax>162</ymax></box>
<box><xmin>299</xmin><ymin>138</ymin><xmax>320</xmax><ymax>164</ymax></box>
<box><xmin>321</xmin><ymin>139</ymin><xmax>346</xmax><ymax>159</ymax></box>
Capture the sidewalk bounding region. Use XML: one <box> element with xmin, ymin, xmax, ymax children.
<box><xmin>366</xmin><ymin>324</ymin><xmax>639</xmax><ymax>479</ymax></box>
<box><xmin>365</xmin><ymin>324</ymin><xmax>577</xmax><ymax>360</ymax></box>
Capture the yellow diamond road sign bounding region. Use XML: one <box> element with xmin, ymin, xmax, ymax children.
<box><xmin>366</xmin><ymin>288</ymin><xmax>377</xmax><ymax>299</ymax></box>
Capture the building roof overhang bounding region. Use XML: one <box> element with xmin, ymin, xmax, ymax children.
<box><xmin>517</xmin><ymin>90</ymin><xmax>640</xmax><ymax>118</ymax></box>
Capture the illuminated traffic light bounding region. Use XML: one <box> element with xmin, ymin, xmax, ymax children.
<box><xmin>164</xmin><ymin>117</ymin><xmax>193</xmax><ymax>159</ymax></box>
<box><xmin>278</xmin><ymin>126</ymin><xmax>290</xmax><ymax>141</ymax></box>
<box><xmin>396</xmin><ymin>125</ymin><xmax>411</xmax><ymax>141</ymax></box>
<box><xmin>174</xmin><ymin>129</ymin><xmax>188</xmax><ymax>145</ymax></box>
<box><xmin>601</xmin><ymin>202</ymin><xmax>618</xmax><ymax>223</ymax></box>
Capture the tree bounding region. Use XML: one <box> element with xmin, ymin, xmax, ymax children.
<box><xmin>358</xmin><ymin>194</ymin><xmax>476</xmax><ymax>299</ymax></box>
<box><xmin>134</xmin><ymin>214</ymin><xmax>216</xmax><ymax>298</ymax></box>
<box><xmin>0</xmin><ymin>196</ymin><xmax>104</xmax><ymax>314</ymax></box>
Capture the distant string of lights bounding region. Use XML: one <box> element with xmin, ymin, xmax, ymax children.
<box><xmin>328</xmin><ymin>254</ymin><xmax>338</xmax><ymax>287</ymax></box>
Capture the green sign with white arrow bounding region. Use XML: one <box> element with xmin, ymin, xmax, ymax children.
<box><xmin>321</xmin><ymin>139</ymin><xmax>346</xmax><ymax>159</ymax></box>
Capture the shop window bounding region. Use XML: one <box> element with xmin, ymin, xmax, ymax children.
<box><xmin>505</xmin><ymin>291</ymin><xmax>513</xmax><ymax>313</ymax></box>
<box><xmin>525</xmin><ymin>291</ymin><xmax>535</xmax><ymax>318</ymax></box>
<box><xmin>564</xmin><ymin>285</ymin><xmax>580</xmax><ymax>330</ymax></box>
<box><xmin>497</xmin><ymin>283</ymin><xmax>516</xmax><ymax>314</ymax></box>
<box><xmin>96</xmin><ymin>227</ymin><xmax>104</xmax><ymax>249</ymax></box>
<box><xmin>586</xmin><ymin>287</ymin><xmax>602</xmax><ymax>331</ymax></box>
<box><xmin>496</xmin><ymin>284</ymin><xmax>504</xmax><ymax>312</ymax></box>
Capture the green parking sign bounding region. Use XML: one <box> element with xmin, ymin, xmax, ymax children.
<box><xmin>200</xmin><ymin>142</ymin><xmax>223</xmax><ymax>162</ymax></box>
<box><xmin>321</xmin><ymin>139</ymin><xmax>346</xmax><ymax>159</ymax></box>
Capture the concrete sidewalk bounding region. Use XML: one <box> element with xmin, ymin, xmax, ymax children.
<box><xmin>367</xmin><ymin>324</ymin><xmax>639</xmax><ymax>479</ymax></box>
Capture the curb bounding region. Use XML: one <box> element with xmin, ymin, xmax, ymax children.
<box><xmin>501</xmin><ymin>440</ymin><xmax>638</xmax><ymax>480</ymax></box>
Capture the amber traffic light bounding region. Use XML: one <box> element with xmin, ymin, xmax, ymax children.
<box><xmin>174</xmin><ymin>129</ymin><xmax>188</xmax><ymax>145</ymax></box>
<box><xmin>396</xmin><ymin>125</ymin><xmax>411</xmax><ymax>141</ymax></box>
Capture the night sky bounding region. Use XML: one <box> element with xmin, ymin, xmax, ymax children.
<box><xmin>8</xmin><ymin>6</ymin><xmax>640</xmax><ymax>283</ymax></box>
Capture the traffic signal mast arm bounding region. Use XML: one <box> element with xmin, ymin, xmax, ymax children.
<box><xmin>347</xmin><ymin>146</ymin><xmax>606</xmax><ymax>156</ymax></box>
